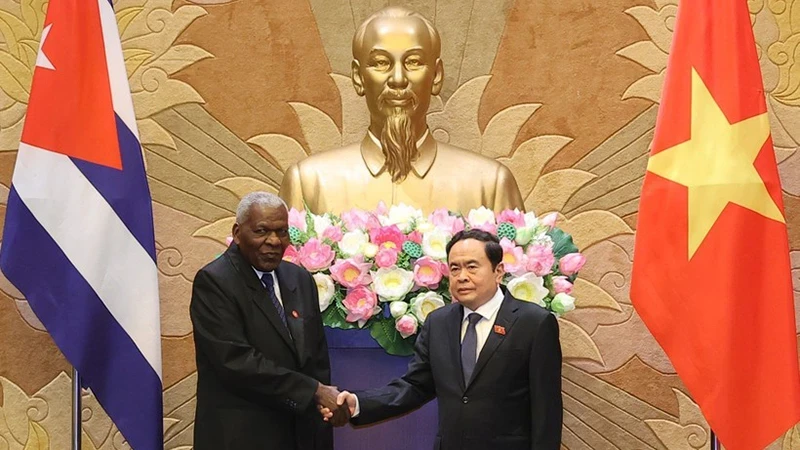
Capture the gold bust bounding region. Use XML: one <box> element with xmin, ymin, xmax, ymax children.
<box><xmin>279</xmin><ymin>6</ymin><xmax>524</xmax><ymax>215</ymax></box>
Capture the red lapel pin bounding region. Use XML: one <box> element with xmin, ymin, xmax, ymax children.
<box><xmin>494</xmin><ymin>325</ymin><xmax>506</xmax><ymax>336</ymax></box>
<box><xmin>291</xmin><ymin>310</ymin><xmax>300</xmax><ymax>319</ymax></box>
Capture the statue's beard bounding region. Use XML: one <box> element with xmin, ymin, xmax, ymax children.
<box><xmin>378</xmin><ymin>89</ymin><xmax>419</xmax><ymax>183</ymax></box>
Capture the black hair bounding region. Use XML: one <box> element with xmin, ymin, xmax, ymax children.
<box><xmin>445</xmin><ymin>229</ymin><xmax>503</xmax><ymax>270</ymax></box>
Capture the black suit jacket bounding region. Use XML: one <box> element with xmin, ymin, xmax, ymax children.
<box><xmin>190</xmin><ymin>244</ymin><xmax>333</xmax><ymax>450</ymax></box>
<box><xmin>353</xmin><ymin>291</ymin><xmax>563</xmax><ymax>450</ymax></box>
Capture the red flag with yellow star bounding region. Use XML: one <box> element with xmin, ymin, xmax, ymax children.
<box><xmin>630</xmin><ymin>0</ymin><xmax>800</xmax><ymax>448</ymax></box>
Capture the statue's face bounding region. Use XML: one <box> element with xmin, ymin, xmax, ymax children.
<box><xmin>353</xmin><ymin>16</ymin><xmax>443</xmax><ymax>127</ymax></box>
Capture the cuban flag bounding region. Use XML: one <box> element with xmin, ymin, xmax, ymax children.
<box><xmin>0</xmin><ymin>0</ymin><xmax>163</xmax><ymax>448</ymax></box>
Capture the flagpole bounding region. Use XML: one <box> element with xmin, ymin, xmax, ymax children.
<box><xmin>710</xmin><ymin>429</ymin><xmax>721</xmax><ymax>450</ymax></box>
<box><xmin>72</xmin><ymin>367</ymin><xmax>81</xmax><ymax>450</ymax></box>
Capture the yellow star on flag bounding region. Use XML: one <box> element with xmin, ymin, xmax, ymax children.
<box><xmin>646</xmin><ymin>68</ymin><xmax>784</xmax><ymax>259</ymax></box>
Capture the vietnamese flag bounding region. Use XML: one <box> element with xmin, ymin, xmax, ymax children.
<box><xmin>630</xmin><ymin>0</ymin><xmax>800</xmax><ymax>448</ymax></box>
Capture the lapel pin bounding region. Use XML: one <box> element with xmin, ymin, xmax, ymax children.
<box><xmin>291</xmin><ymin>310</ymin><xmax>300</xmax><ymax>319</ymax></box>
<box><xmin>494</xmin><ymin>325</ymin><xmax>506</xmax><ymax>336</ymax></box>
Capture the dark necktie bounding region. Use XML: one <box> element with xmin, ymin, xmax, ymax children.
<box><xmin>461</xmin><ymin>313</ymin><xmax>482</xmax><ymax>385</ymax></box>
<box><xmin>261</xmin><ymin>272</ymin><xmax>289</xmax><ymax>331</ymax></box>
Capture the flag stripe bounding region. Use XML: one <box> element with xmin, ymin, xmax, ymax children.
<box><xmin>12</xmin><ymin>144</ymin><xmax>162</xmax><ymax>378</ymax></box>
<box><xmin>98</xmin><ymin>0</ymin><xmax>137</xmax><ymax>137</ymax></box>
<box><xmin>0</xmin><ymin>187</ymin><xmax>162</xmax><ymax>450</ymax></box>
<box><xmin>72</xmin><ymin>115</ymin><xmax>156</xmax><ymax>260</ymax></box>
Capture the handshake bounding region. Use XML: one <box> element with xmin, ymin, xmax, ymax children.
<box><xmin>313</xmin><ymin>383</ymin><xmax>356</xmax><ymax>427</ymax></box>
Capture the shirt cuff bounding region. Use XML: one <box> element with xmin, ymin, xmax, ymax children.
<box><xmin>353</xmin><ymin>393</ymin><xmax>361</xmax><ymax>418</ymax></box>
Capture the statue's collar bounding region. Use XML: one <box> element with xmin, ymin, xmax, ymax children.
<box><xmin>361</xmin><ymin>129</ymin><xmax>437</xmax><ymax>179</ymax></box>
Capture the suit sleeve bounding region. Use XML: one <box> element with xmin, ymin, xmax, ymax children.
<box><xmin>190</xmin><ymin>269</ymin><xmax>319</xmax><ymax>414</ymax></box>
<box><xmin>529</xmin><ymin>312</ymin><xmax>563</xmax><ymax>450</ymax></box>
<box><xmin>306</xmin><ymin>270</ymin><xmax>332</xmax><ymax>385</ymax></box>
<box><xmin>351</xmin><ymin>316</ymin><xmax>437</xmax><ymax>425</ymax></box>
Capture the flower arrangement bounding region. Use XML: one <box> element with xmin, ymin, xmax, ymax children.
<box><xmin>285</xmin><ymin>202</ymin><xmax>585</xmax><ymax>356</ymax></box>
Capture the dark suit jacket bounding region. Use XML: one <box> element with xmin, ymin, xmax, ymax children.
<box><xmin>353</xmin><ymin>291</ymin><xmax>563</xmax><ymax>450</ymax></box>
<box><xmin>190</xmin><ymin>244</ymin><xmax>333</xmax><ymax>450</ymax></box>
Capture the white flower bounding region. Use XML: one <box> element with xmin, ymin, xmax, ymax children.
<box><xmin>385</xmin><ymin>203</ymin><xmax>424</xmax><ymax>232</ymax></box>
<box><xmin>410</xmin><ymin>291</ymin><xmax>446</xmax><ymax>324</ymax></box>
<box><xmin>371</xmin><ymin>266</ymin><xmax>415</xmax><ymax>302</ymax></box>
<box><xmin>313</xmin><ymin>273</ymin><xmax>335</xmax><ymax>311</ymax></box>
<box><xmin>389</xmin><ymin>301</ymin><xmax>409</xmax><ymax>318</ymax></box>
<box><xmin>515</xmin><ymin>227</ymin><xmax>535</xmax><ymax>246</ymax></box>
<box><xmin>362</xmin><ymin>243</ymin><xmax>379</xmax><ymax>258</ymax></box>
<box><xmin>339</xmin><ymin>230</ymin><xmax>369</xmax><ymax>257</ymax></box>
<box><xmin>312</xmin><ymin>213</ymin><xmax>334</xmax><ymax>236</ymax></box>
<box><xmin>507</xmin><ymin>273</ymin><xmax>549</xmax><ymax>307</ymax></box>
<box><xmin>532</xmin><ymin>234</ymin><xmax>554</xmax><ymax>247</ymax></box>
<box><xmin>422</xmin><ymin>229</ymin><xmax>451</xmax><ymax>260</ymax></box>
<box><xmin>468</xmin><ymin>206</ymin><xmax>496</xmax><ymax>227</ymax></box>
<box><xmin>415</xmin><ymin>219</ymin><xmax>436</xmax><ymax>234</ymax></box>
<box><xmin>523</xmin><ymin>212</ymin><xmax>539</xmax><ymax>228</ymax></box>
<box><xmin>551</xmin><ymin>292</ymin><xmax>575</xmax><ymax>315</ymax></box>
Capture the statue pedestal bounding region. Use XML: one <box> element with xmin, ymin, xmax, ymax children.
<box><xmin>326</xmin><ymin>328</ymin><xmax>438</xmax><ymax>450</ymax></box>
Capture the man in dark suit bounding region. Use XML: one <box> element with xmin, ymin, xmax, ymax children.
<box><xmin>324</xmin><ymin>229</ymin><xmax>563</xmax><ymax>450</ymax></box>
<box><xmin>190</xmin><ymin>192</ymin><xmax>347</xmax><ymax>450</ymax></box>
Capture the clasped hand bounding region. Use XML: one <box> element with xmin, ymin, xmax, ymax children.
<box><xmin>314</xmin><ymin>384</ymin><xmax>351</xmax><ymax>427</ymax></box>
<box><xmin>317</xmin><ymin>388</ymin><xmax>356</xmax><ymax>427</ymax></box>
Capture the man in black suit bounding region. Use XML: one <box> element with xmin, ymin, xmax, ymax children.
<box><xmin>190</xmin><ymin>192</ymin><xmax>347</xmax><ymax>449</ymax></box>
<box><xmin>324</xmin><ymin>229</ymin><xmax>563</xmax><ymax>450</ymax></box>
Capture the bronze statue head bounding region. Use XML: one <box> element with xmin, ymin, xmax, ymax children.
<box><xmin>351</xmin><ymin>7</ymin><xmax>444</xmax><ymax>182</ymax></box>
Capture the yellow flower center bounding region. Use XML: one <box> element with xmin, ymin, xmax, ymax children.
<box><xmin>419</xmin><ymin>266</ymin><xmax>434</xmax><ymax>277</ymax></box>
<box><xmin>383</xmin><ymin>242</ymin><xmax>397</xmax><ymax>250</ymax></box>
<box><xmin>503</xmin><ymin>253</ymin><xmax>517</xmax><ymax>265</ymax></box>
<box><xmin>422</xmin><ymin>302</ymin><xmax>436</xmax><ymax>315</ymax></box>
<box><xmin>344</xmin><ymin>267</ymin><xmax>359</xmax><ymax>282</ymax></box>
<box><xmin>512</xmin><ymin>284</ymin><xmax>533</xmax><ymax>302</ymax></box>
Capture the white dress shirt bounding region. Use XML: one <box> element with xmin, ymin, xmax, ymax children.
<box><xmin>253</xmin><ymin>268</ymin><xmax>283</xmax><ymax>307</ymax></box>
<box><xmin>460</xmin><ymin>287</ymin><xmax>505</xmax><ymax>362</ymax></box>
<box><xmin>351</xmin><ymin>287</ymin><xmax>505</xmax><ymax>417</ymax></box>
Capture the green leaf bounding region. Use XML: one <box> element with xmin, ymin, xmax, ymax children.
<box><xmin>322</xmin><ymin>303</ymin><xmax>356</xmax><ymax>330</ymax></box>
<box><xmin>370</xmin><ymin>319</ymin><xmax>415</xmax><ymax>356</ymax></box>
<box><xmin>547</xmin><ymin>227</ymin><xmax>579</xmax><ymax>259</ymax></box>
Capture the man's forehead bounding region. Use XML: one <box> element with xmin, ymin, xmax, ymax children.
<box><xmin>363</xmin><ymin>17</ymin><xmax>432</xmax><ymax>53</ymax></box>
<box><xmin>448</xmin><ymin>240</ymin><xmax>488</xmax><ymax>262</ymax></box>
<box><xmin>248</xmin><ymin>204</ymin><xmax>287</xmax><ymax>220</ymax></box>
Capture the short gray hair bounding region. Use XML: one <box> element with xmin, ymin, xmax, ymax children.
<box><xmin>236</xmin><ymin>192</ymin><xmax>287</xmax><ymax>224</ymax></box>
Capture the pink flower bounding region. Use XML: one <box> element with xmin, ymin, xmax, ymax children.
<box><xmin>298</xmin><ymin>238</ymin><xmax>335</xmax><ymax>272</ymax></box>
<box><xmin>541</xmin><ymin>212</ymin><xmax>558</xmax><ymax>229</ymax></box>
<box><xmin>375</xmin><ymin>201</ymin><xmax>389</xmax><ymax>216</ymax></box>
<box><xmin>497</xmin><ymin>209</ymin><xmax>526</xmax><ymax>227</ymax></box>
<box><xmin>499</xmin><ymin>238</ymin><xmax>528</xmax><ymax>276</ymax></box>
<box><xmin>375</xmin><ymin>248</ymin><xmax>399</xmax><ymax>268</ymax></box>
<box><xmin>288</xmin><ymin>208</ymin><xmax>307</xmax><ymax>232</ymax></box>
<box><xmin>342</xmin><ymin>286</ymin><xmax>379</xmax><ymax>323</ymax></box>
<box><xmin>559</xmin><ymin>253</ymin><xmax>586</xmax><ymax>276</ymax></box>
<box><xmin>370</xmin><ymin>225</ymin><xmax>405</xmax><ymax>251</ymax></box>
<box><xmin>395</xmin><ymin>314</ymin><xmax>419</xmax><ymax>338</ymax></box>
<box><xmin>226</xmin><ymin>236</ymin><xmax>233</xmax><ymax>246</ymax></box>
<box><xmin>322</xmin><ymin>225</ymin><xmax>343</xmax><ymax>242</ymax></box>
<box><xmin>429</xmin><ymin>208</ymin><xmax>465</xmax><ymax>235</ymax></box>
<box><xmin>407</xmin><ymin>230</ymin><xmax>423</xmax><ymax>244</ymax></box>
<box><xmin>330</xmin><ymin>256</ymin><xmax>372</xmax><ymax>288</ymax></box>
<box><xmin>471</xmin><ymin>221</ymin><xmax>497</xmax><ymax>235</ymax></box>
<box><xmin>282</xmin><ymin>245</ymin><xmax>300</xmax><ymax>264</ymax></box>
<box><xmin>526</xmin><ymin>244</ymin><xmax>555</xmax><ymax>276</ymax></box>
<box><xmin>413</xmin><ymin>256</ymin><xmax>446</xmax><ymax>288</ymax></box>
<box><xmin>553</xmin><ymin>276</ymin><xmax>574</xmax><ymax>295</ymax></box>
<box><xmin>341</xmin><ymin>208</ymin><xmax>381</xmax><ymax>232</ymax></box>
